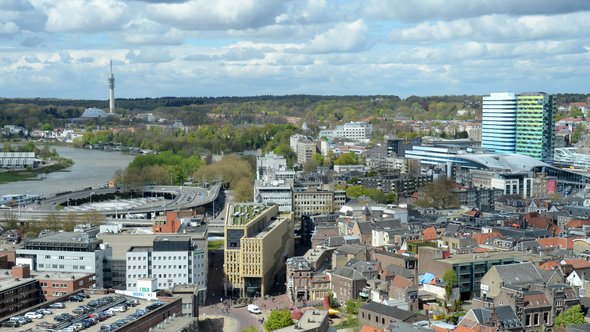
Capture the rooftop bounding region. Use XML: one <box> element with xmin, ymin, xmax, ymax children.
<box><xmin>227</xmin><ymin>203</ymin><xmax>268</xmax><ymax>225</ymax></box>
<box><xmin>439</xmin><ymin>251</ymin><xmax>543</xmax><ymax>265</ymax></box>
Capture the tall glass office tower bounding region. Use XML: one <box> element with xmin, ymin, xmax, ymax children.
<box><xmin>482</xmin><ymin>93</ymin><xmax>517</xmax><ymax>154</ymax></box>
<box><xmin>515</xmin><ymin>93</ymin><xmax>555</xmax><ymax>163</ymax></box>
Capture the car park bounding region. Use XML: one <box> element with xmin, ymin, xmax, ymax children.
<box><xmin>24</xmin><ymin>311</ymin><xmax>44</xmax><ymax>319</ymax></box>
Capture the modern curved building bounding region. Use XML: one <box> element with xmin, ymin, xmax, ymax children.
<box><xmin>482</xmin><ymin>93</ymin><xmax>517</xmax><ymax>154</ymax></box>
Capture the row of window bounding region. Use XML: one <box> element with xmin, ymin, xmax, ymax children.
<box><xmin>128</xmin><ymin>273</ymin><xmax>189</xmax><ymax>279</ymax></box>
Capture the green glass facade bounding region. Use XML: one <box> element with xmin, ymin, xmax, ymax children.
<box><xmin>515</xmin><ymin>93</ymin><xmax>555</xmax><ymax>162</ymax></box>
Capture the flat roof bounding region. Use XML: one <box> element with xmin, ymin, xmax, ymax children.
<box><xmin>440</xmin><ymin>251</ymin><xmax>544</xmax><ymax>265</ymax></box>
<box><xmin>0</xmin><ymin>276</ymin><xmax>36</xmax><ymax>293</ymax></box>
<box><xmin>26</xmin><ymin>232</ymin><xmax>100</xmax><ymax>245</ymax></box>
<box><xmin>129</xmin><ymin>246</ymin><xmax>153</xmax><ymax>252</ymax></box>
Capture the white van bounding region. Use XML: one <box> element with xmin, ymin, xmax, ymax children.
<box><xmin>247</xmin><ymin>304</ymin><xmax>262</xmax><ymax>314</ymax></box>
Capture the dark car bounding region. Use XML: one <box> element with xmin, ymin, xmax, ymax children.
<box><xmin>2</xmin><ymin>321</ymin><xmax>21</xmax><ymax>328</ymax></box>
<box><xmin>68</xmin><ymin>295</ymin><xmax>84</xmax><ymax>302</ymax></box>
<box><xmin>54</xmin><ymin>313</ymin><xmax>74</xmax><ymax>322</ymax></box>
<box><xmin>72</xmin><ymin>307</ymin><xmax>88</xmax><ymax>315</ymax></box>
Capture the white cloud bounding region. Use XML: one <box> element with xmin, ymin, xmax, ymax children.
<box><xmin>126</xmin><ymin>49</ymin><xmax>174</xmax><ymax>63</ymax></box>
<box><xmin>29</xmin><ymin>0</ymin><xmax>127</xmax><ymax>33</ymax></box>
<box><xmin>0</xmin><ymin>21</ymin><xmax>19</xmax><ymax>34</ymax></box>
<box><xmin>364</xmin><ymin>0</ymin><xmax>590</xmax><ymax>22</ymax></box>
<box><xmin>147</xmin><ymin>0</ymin><xmax>286</xmax><ymax>30</ymax></box>
<box><xmin>391</xmin><ymin>12</ymin><xmax>590</xmax><ymax>43</ymax></box>
<box><xmin>305</xmin><ymin>19</ymin><xmax>369</xmax><ymax>53</ymax></box>
<box><xmin>123</xmin><ymin>18</ymin><xmax>184</xmax><ymax>45</ymax></box>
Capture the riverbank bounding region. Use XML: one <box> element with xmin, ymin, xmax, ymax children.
<box><xmin>0</xmin><ymin>157</ymin><xmax>74</xmax><ymax>184</ymax></box>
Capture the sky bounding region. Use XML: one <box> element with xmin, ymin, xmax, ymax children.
<box><xmin>1</xmin><ymin>0</ymin><xmax>589</xmax><ymax>99</ymax></box>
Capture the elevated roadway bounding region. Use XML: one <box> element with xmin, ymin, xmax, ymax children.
<box><xmin>0</xmin><ymin>183</ymin><xmax>224</xmax><ymax>221</ymax></box>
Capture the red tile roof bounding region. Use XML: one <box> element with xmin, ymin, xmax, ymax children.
<box><xmin>565</xmin><ymin>259</ymin><xmax>590</xmax><ymax>269</ymax></box>
<box><xmin>566</xmin><ymin>219</ymin><xmax>590</xmax><ymax>228</ymax></box>
<box><xmin>422</xmin><ymin>226</ymin><xmax>438</xmax><ymax>240</ymax></box>
<box><xmin>537</xmin><ymin>237</ymin><xmax>574</xmax><ymax>250</ymax></box>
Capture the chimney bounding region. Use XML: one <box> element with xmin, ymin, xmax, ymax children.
<box><xmin>12</xmin><ymin>264</ymin><xmax>31</xmax><ymax>279</ymax></box>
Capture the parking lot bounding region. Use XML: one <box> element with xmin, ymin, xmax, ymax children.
<box><xmin>2</xmin><ymin>292</ymin><xmax>165</xmax><ymax>332</ymax></box>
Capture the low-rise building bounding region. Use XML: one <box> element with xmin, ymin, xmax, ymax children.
<box><xmin>16</xmin><ymin>231</ymin><xmax>111</xmax><ymax>288</ymax></box>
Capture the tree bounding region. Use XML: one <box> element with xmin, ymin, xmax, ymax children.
<box><xmin>556</xmin><ymin>305</ymin><xmax>585</xmax><ymax>327</ymax></box>
<box><xmin>442</xmin><ymin>269</ymin><xmax>458</xmax><ymax>302</ymax></box>
<box><xmin>417</xmin><ymin>178</ymin><xmax>460</xmax><ymax>209</ymax></box>
<box><xmin>241</xmin><ymin>327</ymin><xmax>257</xmax><ymax>332</ymax></box>
<box><xmin>572</xmin><ymin>123</ymin><xmax>586</xmax><ymax>144</ymax></box>
<box><xmin>334</xmin><ymin>152</ymin><xmax>359</xmax><ymax>165</ymax></box>
<box><xmin>345</xmin><ymin>298</ymin><xmax>363</xmax><ymax>315</ymax></box>
<box><xmin>264</xmin><ymin>309</ymin><xmax>293</xmax><ymax>331</ymax></box>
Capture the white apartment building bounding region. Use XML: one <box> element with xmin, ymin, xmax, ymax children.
<box><xmin>125</xmin><ymin>236</ymin><xmax>206</xmax><ymax>301</ymax></box>
<box><xmin>319</xmin><ymin>122</ymin><xmax>373</xmax><ymax>141</ymax></box>
<box><xmin>254</xmin><ymin>179</ymin><xmax>293</xmax><ymax>212</ymax></box>
<box><xmin>256</xmin><ymin>152</ymin><xmax>288</xmax><ymax>181</ymax></box>
<box><xmin>16</xmin><ymin>232</ymin><xmax>111</xmax><ymax>288</ymax></box>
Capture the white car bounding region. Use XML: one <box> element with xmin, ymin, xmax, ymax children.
<box><xmin>110</xmin><ymin>305</ymin><xmax>127</xmax><ymax>312</ymax></box>
<box><xmin>247</xmin><ymin>304</ymin><xmax>262</xmax><ymax>314</ymax></box>
<box><xmin>24</xmin><ymin>312</ymin><xmax>43</xmax><ymax>319</ymax></box>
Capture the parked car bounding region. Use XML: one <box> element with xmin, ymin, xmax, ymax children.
<box><xmin>2</xmin><ymin>321</ymin><xmax>21</xmax><ymax>328</ymax></box>
<box><xmin>24</xmin><ymin>311</ymin><xmax>44</xmax><ymax>319</ymax></box>
<box><xmin>37</xmin><ymin>308</ymin><xmax>53</xmax><ymax>315</ymax></box>
<box><xmin>48</xmin><ymin>302</ymin><xmax>66</xmax><ymax>309</ymax></box>
<box><xmin>68</xmin><ymin>295</ymin><xmax>85</xmax><ymax>302</ymax></box>
<box><xmin>110</xmin><ymin>305</ymin><xmax>127</xmax><ymax>312</ymax></box>
<box><xmin>72</xmin><ymin>307</ymin><xmax>88</xmax><ymax>315</ymax></box>
<box><xmin>10</xmin><ymin>316</ymin><xmax>30</xmax><ymax>324</ymax></box>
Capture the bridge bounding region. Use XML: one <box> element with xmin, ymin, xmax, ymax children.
<box><xmin>0</xmin><ymin>183</ymin><xmax>225</xmax><ymax>222</ymax></box>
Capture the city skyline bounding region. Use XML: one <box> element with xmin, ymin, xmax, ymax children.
<box><xmin>1</xmin><ymin>0</ymin><xmax>590</xmax><ymax>99</ymax></box>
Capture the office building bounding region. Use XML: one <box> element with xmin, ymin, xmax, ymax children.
<box><xmin>16</xmin><ymin>232</ymin><xmax>111</xmax><ymax>288</ymax></box>
<box><xmin>297</xmin><ymin>140</ymin><xmax>317</xmax><ymax>165</ymax></box>
<box><xmin>224</xmin><ymin>203</ymin><xmax>294</xmax><ymax>297</ymax></box>
<box><xmin>293</xmin><ymin>188</ymin><xmax>346</xmax><ymax>218</ymax></box>
<box><xmin>254</xmin><ymin>180</ymin><xmax>293</xmax><ymax>212</ymax></box>
<box><xmin>126</xmin><ymin>236</ymin><xmax>207</xmax><ymax>303</ymax></box>
<box><xmin>516</xmin><ymin>93</ymin><xmax>555</xmax><ymax>162</ymax></box>
<box><xmin>319</xmin><ymin>122</ymin><xmax>373</xmax><ymax>141</ymax></box>
<box><xmin>482</xmin><ymin>92</ymin><xmax>517</xmax><ymax>154</ymax></box>
<box><xmin>386</xmin><ymin>137</ymin><xmax>422</xmax><ymax>157</ymax></box>
<box><xmin>256</xmin><ymin>152</ymin><xmax>288</xmax><ymax>181</ymax></box>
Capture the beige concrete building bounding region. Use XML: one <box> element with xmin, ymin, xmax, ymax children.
<box><xmin>224</xmin><ymin>203</ymin><xmax>294</xmax><ymax>297</ymax></box>
<box><xmin>297</xmin><ymin>140</ymin><xmax>316</xmax><ymax>165</ymax></box>
<box><xmin>293</xmin><ymin>188</ymin><xmax>345</xmax><ymax>217</ymax></box>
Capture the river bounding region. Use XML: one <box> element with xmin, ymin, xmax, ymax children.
<box><xmin>0</xmin><ymin>145</ymin><xmax>135</xmax><ymax>198</ymax></box>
